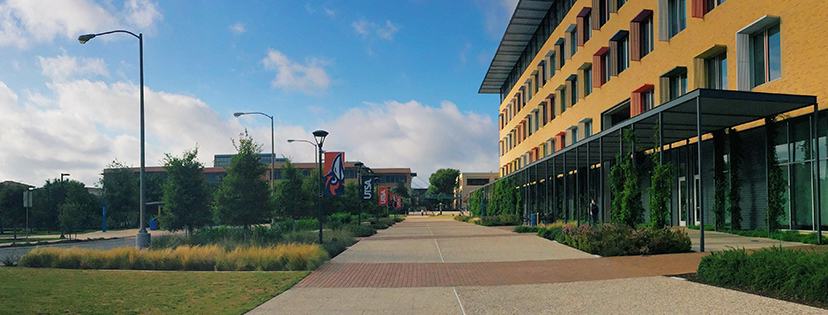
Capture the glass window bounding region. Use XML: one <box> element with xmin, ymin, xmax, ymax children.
<box><xmin>706</xmin><ymin>0</ymin><xmax>725</xmax><ymax>13</ymax></box>
<box><xmin>668</xmin><ymin>0</ymin><xmax>686</xmax><ymax>38</ymax></box>
<box><xmin>641</xmin><ymin>15</ymin><xmax>654</xmax><ymax>57</ymax></box>
<box><xmin>561</xmin><ymin>90</ymin><xmax>567</xmax><ymax>113</ymax></box>
<box><xmin>642</xmin><ymin>88</ymin><xmax>655</xmax><ymax>111</ymax></box>
<box><xmin>584</xmin><ymin>67</ymin><xmax>593</xmax><ymax>96</ymax></box>
<box><xmin>751</xmin><ymin>23</ymin><xmax>781</xmax><ymax>88</ymax></box>
<box><xmin>618</xmin><ymin>35</ymin><xmax>629</xmax><ymax>73</ymax></box>
<box><xmin>584</xmin><ymin>13</ymin><xmax>592</xmax><ymax>42</ymax></box>
<box><xmin>570</xmin><ymin>78</ymin><xmax>578</xmax><ymax>106</ymax></box>
<box><xmin>549</xmin><ymin>54</ymin><xmax>557</xmax><ymax>78</ymax></box>
<box><xmin>585</xmin><ymin>121</ymin><xmax>592</xmax><ymax>137</ymax></box>
<box><xmin>706</xmin><ymin>51</ymin><xmax>727</xmax><ymax>89</ymax></box>
<box><xmin>599</xmin><ymin>0</ymin><xmax>609</xmax><ymax>27</ymax></box>
<box><xmin>602</xmin><ymin>53</ymin><xmax>611</xmax><ymax>83</ymax></box>
<box><xmin>571</xmin><ymin>128</ymin><xmax>578</xmax><ymax>144</ymax></box>
<box><xmin>669</xmin><ymin>70</ymin><xmax>688</xmax><ymax>100</ymax></box>
<box><xmin>570</xmin><ymin>29</ymin><xmax>578</xmax><ymax>56</ymax></box>
<box><xmin>559</xmin><ymin>43</ymin><xmax>567</xmax><ymax>67</ymax></box>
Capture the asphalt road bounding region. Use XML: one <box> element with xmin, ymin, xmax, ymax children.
<box><xmin>0</xmin><ymin>238</ymin><xmax>135</xmax><ymax>265</ymax></box>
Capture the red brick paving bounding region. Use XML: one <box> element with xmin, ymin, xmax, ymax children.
<box><xmin>297</xmin><ymin>252</ymin><xmax>707</xmax><ymax>288</ymax></box>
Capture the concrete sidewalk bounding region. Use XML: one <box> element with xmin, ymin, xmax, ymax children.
<box><xmin>248</xmin><ymin>217</ymin><xmax>827</xmax><ymax>315</ymax></box>
<box><xmin>0</xmin><ymin>228</ymin><xmax>179</xmax><ymax>247</ymax></box>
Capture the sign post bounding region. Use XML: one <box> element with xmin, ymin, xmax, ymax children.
<box><xmin>23</xmin><ymin>190</ymin><xmax>32</xmax><ymax>237</ymax></box>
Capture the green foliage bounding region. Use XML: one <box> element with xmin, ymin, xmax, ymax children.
<box><xmin>0</xmin><ymin>182</ymin><xmax>28</xmax><ymax>234</ymax></box>
<box><xmin>474</xmin><ymin>214</ymin><xmax>520</xmax><ymax>226</ymax></box>
<box><xmin>648</xmin><ymin>124</ymin><xmax>673</xmax><ymax>228</ymax></box>
<box><xmin>612</xmin><ymin>129</ymin><xmax>644</xmax><ymax>228</ymax></box>
<box><xmin>101</xmin><ymin>160</ymin><xmax>138</xmax><ymax>229</ymax></box>
<box><xmin>687</xmin><ymin>226</ymin><xmax>823</xmax><ymax>245</ymax></box>
<box><xmin>213</xmin><ymin>131</ymin><xmax>273</xmax><ymax>229</ymax></box>
<box><xmin>513</xmin><ymin>225</ymin><xmax>540</xmax><ymax>233</ymax></box>
<box><xmin>344</xmin><ymin>224</ymin><xmax>377</xmax><ymax>237</ymax></box>
<box><xmin>161</xmin><ymin>147</ymin><xmax>212</xmax><ymax>234</ymax></box>
<box><xmin>697</xmin><ymin>247</ymin><xmax>828</xmax><ymax>304</ymax></box>
<box><xmin>454</xmin><ymin>215</ymin><xmax>472</xmax><ymax>222</ymax></box>
<box><xmin>467</xmin><ymin>190</ymin><xmax>482</xmax><ymax>216</ymax></box>
<box><xmin>547</xmin><ymin>223</ymin><xmax>691</xmax><ymax>256</ymax></box>
<box><xmin>713</xmin><ymin>130</ymin><xmax>728</xmax><ymax>230</ymax></box>
<box><xmin>58</xmin><ymin>202</ymin><xmax>84</xmax><ymax>238</ymax></box>
<box><xmin>426</xmin><ymin>168</ymin><xmax>460</xmax><ymax>207</ymax></box>
<box><xmin>274</xmin><ymin>158</ymin><xmax>310</xmax><ymax>221</ymax></box>
<box><xmin>727</xmin><ymin>128</ymin><xmax>744</xmax><ymax>230</ymax></box>
<box><xmin>765</xmin><ymin>117</ymin><xmax>787</xmax><ymax>231</ymax></box>
<box><xmin>488</xmin><ymin>177</ymin><xmax>521</xmax><ymax>217</ymax></box>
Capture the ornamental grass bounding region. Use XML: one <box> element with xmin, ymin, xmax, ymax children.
<box><xmin>18</xmin><ymin>244</ymin><xmax>328</xmax><ymax>271</ymax></box>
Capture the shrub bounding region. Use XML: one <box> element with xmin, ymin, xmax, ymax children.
<box><xmin>345</xmin><ymin>224</ymin><xmax>377</xmax><ymax>237</ymax></box>
<box><xmin>514</xmin><ymin>226</ymin><xmax>540</xmax><ymax>233</ymax></box>
<box><xmin>550</xmin><ymin>224</ymin><xmax>691</xmax><ymax>257</ymax></box>
<box><xmin>18</xmin><ymin>244</ymin><xmax>328</xmax><ymax>271</ymax></box>
<box><xmin>697</xmin><ymin>247</ymin><xmax>828</xmax><ymax>304</ymax></box>
<box><xmin>475</xmin><ymin>214</ymin><xmax>521</xmax><ymax>226</ymax></box>
<box><xmin>454</xmin><ymin>215</ymin><xmax>472</xmax><ymax>222</ymax></box>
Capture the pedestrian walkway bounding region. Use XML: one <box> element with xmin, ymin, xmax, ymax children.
<box><xmin>248</xmin><ymin>217</ymin><xmax>827</xmax><ymax>315</ymax></box>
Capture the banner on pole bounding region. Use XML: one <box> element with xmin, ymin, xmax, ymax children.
<box><xmin>324</xmin><ymin>152</ymin><xmax>345</xmax><ymax>196</ymax></box>
<box><xmin>396</xmin><ymin>196</ymin><xmax>402</xmax><ymax>209</ymax></box>
<box><xmin>362</xmin><ymin>177</ymin><xmax>373</xmax><ymax>200</ymax></box>
<box><xmin>378</xmin><ymin>187</ymin><xmax>388</xmax><ymax>206</ymax></box>
<box><xmin>389</xmin><ymin>193</ymin><xmax>395</xmax><ymax>207</ymax></box>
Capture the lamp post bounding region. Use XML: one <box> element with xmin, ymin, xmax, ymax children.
<box><xmin>79</xmin><ymin>29</ymin><xmax>150</xmax><ymax>249</ymax></box>
<box><xmin>312</xmin><ymin>130</ymin><xmax>329</xmax><ymax>244</ymax></box>
<box><xmin>234</xmin><ymin>112</ymin><xmax>275</xmax><ymax>193</ymax></box>
<box><xmin>287</xmin><ymin>139</ymin><xmax>318</xmax><ymax>168</ymax></box>
<box><xmin>60</xmin><ymin>173</ymin><xmax>70</xmax><ymax>181</ymax></box>
<box><xmin>354</xmin><ymin>162</ymin><xmax>363</xmax><ymax>225</ymax></box>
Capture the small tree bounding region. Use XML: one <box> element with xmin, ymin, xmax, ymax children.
<box><xmin>100</xmin><ymin>160</ymin><xmax>139</xmax><ymax>229</ymax></box>
<box><xmin>648</xmin><ymin>124</ymin><xmax>673</xmax><ymax>228</ymax></box>
<box><xmin>765</xmin><ymin>117</ymin><xmax>787</xmax><ymax>231</ymax></box>
<box><xmin>58</xmin><ymin>202</ymin><xmax>83</xmax><ymax>239</ymax></box>
<box><xmin>727</xmin><ymin>128</ymin><xmax>744</xmax><ymax>230</ymax></box>
<box><xmin>213</xmin><ymin>131</ymin><xmax>273</xmax><ymax>230</ymax></box>
<box><xmin>161</xmin><ymin>147</ymin><xmax>212</xmax><ymax>235</ymax></box>
<box><xmin>274</xmin><ymin>158</ymin><xmax>310</xmax><ymax>221</ymax></box>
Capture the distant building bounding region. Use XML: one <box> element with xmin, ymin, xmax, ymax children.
<box><xmin>454</xmin><ymin>172</ymin><xmax>499</xmax><ymax>210</ymax></box>
<box><xmin>213</xmin><ymin>153</ymin><xmax>285</xmax><ymax>168</ymax></box>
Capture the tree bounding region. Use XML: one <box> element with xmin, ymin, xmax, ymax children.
<box><xmin>213</xmin><ymin>131</ymin><xmax>273</xmax><ymax>229</ymax></box>
<box><xmin>426</xmin><ymin>168</ymin><xmax>460</xmax><ymax>209</ymax></box>
<box><xmin>0</xmin><ymin>182</ymin><xmax>29</xmax><ymax>238</ymax></box>
<box><xmin>274</xmin><ymin>158</ymin><xmax>310</xmax><ymax>221</ymax></box>
<box><xmin>648</xmin><ymin>124</ymin><xmax>673</xmax><ymax>228</ymax></box>
<box><xmin>160</xmin><ymin>147</ymin><xmax>212</xmax><ymax>235</ymax></box>
<box><xmin>58</xmin><ymin>202</ymin><xmax>83</xmax><ymax>238</ymax></box>
<box><xmin>101</xmin><ymin>161</ymin><xmax>139</xmax><ymax>229</ymax></box>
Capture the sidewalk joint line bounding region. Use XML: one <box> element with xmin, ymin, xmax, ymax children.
<box><xmin>453</xmin><ymin>287</ymin><xmax>467</xmax><ymax>315</ymax></box>
<box><xmin>435</xmin><ymin>239</ymin><xmax>445</xmax><ymax>262</ymax></box>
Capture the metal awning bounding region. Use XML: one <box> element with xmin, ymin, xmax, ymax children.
<box><xmin>479</xmin><ymin>0</ymin><xmax>554</xmax><ymax>94</ymax></box>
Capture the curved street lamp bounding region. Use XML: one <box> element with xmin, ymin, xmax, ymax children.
<box><xmin>234</xmin><ymin>112</ymin><xmax>275</xmax><ymax>193</ymax></box>
<box><xmin>312</xmin><ymin>130</ymin><xmax>328</xmax><ymax>244</ymax></box>
<box><xmin>78</xmin><ymin>29</ymin><xmax>150</xmax><ymax>249</ymax></box>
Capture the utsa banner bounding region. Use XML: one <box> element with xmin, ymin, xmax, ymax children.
<box><xmin>389</xmin><ymin>193</ymin><xmax>395</xmax><ymax>207</ymax></box>
<box><xmin>396</xmin><ymin>196</ymin><xmax>402</xmax><ymax>209</ymax></box>
<box><xmin>323</xmin><ymin>152</ymin><xmax>345</xmax><ymax>196</ymax></box>
<box><xmin>362</xmin><ymin>177</ymin><xmax>374</xmax><ymax>200</ymax></box>
<box><xmin>378</xmin><ymin>187</ymin><xmax>388</xmax><ymax>206</ymax></box>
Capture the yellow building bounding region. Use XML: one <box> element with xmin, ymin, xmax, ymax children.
<box><xmin>479</xmin><ymin>0</ymin><xmax>826</xmax><ymax>241</ymax></box>
<box><xmin>454</xmin><ymin>172</ymin><xmax>499</xmax><ymax>211</ymax></box>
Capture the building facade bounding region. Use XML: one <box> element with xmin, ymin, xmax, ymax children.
<box><xmin>478</xmin><ymin>0</ymin><xmax>826</xmax><ymax>235</ymax></box>
<box><xmin>454</xmin><ymin>172</ymin><xmax>499</xmax><ymax>210</ymax></box>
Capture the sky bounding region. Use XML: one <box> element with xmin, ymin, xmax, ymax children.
<box><xmin>0</xmin><ymin>0</ymin><xmax>519</xmax><ymax>189</ymax></box>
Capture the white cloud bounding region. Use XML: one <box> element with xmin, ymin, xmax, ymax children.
<box><xmin>377</xmin><ymin>20</ymin><xmax>399</xmax><ymax>40</ymax></box>
<box><xmin>324</xmin><ymin>7</ymin><xmax>335</xmax><ymax>17</ymax></box>
<box><xmin>352</xmin><ymin>19</ymin><xmax>373</xmax><ymax>37</ymax></box>
<box><xmin>262</xmin><ymin>49</ymin><xmax>331</xmax><ymax>95</ymax></box>
<box><xmin>475</xmin><ymin>0</ymin><xmax>518</xmax><ymax>39</ymax></box>
<box><xmin>353</xmin><ymin>19</ymin><xmax>400</xmax><ymax>41</ymax></box>
<box><xmin>229</xmin><ymin>21</ymin><xmax>246</xmax><ymax>35</ymax></box>
<box><xmin>38</xmin><ymin>54</ymin><xmax>109</xmax><ymax>81</ymax></box>
<box><xmin>325</xmin><ymin>100</ymin><xmax>498</xmax><ymax>183</ymax></box>
<box><xmin>0</xmin><ymin>0</ymin><xmax>162</xmax><ymax>49</ymax></box>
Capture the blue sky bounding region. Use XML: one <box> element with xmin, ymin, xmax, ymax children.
<box><xmin>0</xmin><ymin>0</ymin><xmax>518</xmax><ymax>188</ymax></box>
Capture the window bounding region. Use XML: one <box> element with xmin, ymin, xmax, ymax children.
<box><xmin>631</xmin><ymin>84</ymin><xmax>655</xmax><ymax>117</ymax></box>
<box><xmin>584</xmin><ymin>120</ymin><xmax>593</xmax><ymax>137</ymax></box>
<box><xmin>705</xmin><ymin>0</ymin><xmax>724</xmax><ymax>13</ymax></box>
<box><xmin>631</xmin><ymin>10</ymin><xmax>654</xmax><ymax>61</ymax></box>
<box><xmin>555</xmin><ymin>38</ymin><xmax>566</xmax><ymax>68</ymax></box>
<box><xmin>751</xmin><ymin>24</ymin><xmax>781</xmax><ymax>88</ymax></box>
<box><xmin>642</xmin><ymin>88</ymin><xmax>654</xmax><ymax>111</ymax></box>
<box><xmin>583</xmin><ymin>66</ymin><xmax>593</xmax><ymax>97</ymax></box>
<box><xmin>594</xmin><ymin>0</ymin><xmax>609</xmax><ymax>28</ymax></box>
<box><xmin>539</xmin><ymin>61</ymin><xmax>547</xmax><ymax>87</ymax></box>
<box><xmin>669</xmin><ymin>70</ymin><xmax>687</xmax><ymax>100</ymax></box>
<box><xmin>532</xmin><ymin>110</ymin><xmax>540</xmax><ymax>133</ymax></box>
<box><xmin>610</xmin><ymin>31</ymin><xmax>630</xmax><ymax>75</ymax></box>
<box><xmin>549</xmin><ymin>53</ymin><xmax>557</xmax><ymax>78</ymax></box>
<box><xmin>577</xmin><ymin>8</ymin><xmax>592</xmax><ymax>46</ymax></box>
<box><xmin>593</xmin><ymin>47</ymin><xmax>610</xmax><ymax>87</ymax></box>
<box><xmin>567</xmin><ymin>25</ymin><xmax>578</xmax><ymax>57</ymax></box>
<box><xmin>617</xmin><ymin>0</ymin><xmax>627</xmax><ymax>9</ymax></box>
<box><xmin>706</xmin><ymin>51</ymin><xmax>727</xmax><ymax>89</ymax></box>
<box><xmin>570</xmin><ymin>127</ymin><xmax>579</xmax><ymax>144</ymax></box>
<box><xmin>559</xmin><ymin>87</ymin><xmax>567</xmax><ymax>113</ymax></box>
<box><xmin>668</xmin><ymin>0</ymin><xmax>686</xmax><ymax>38</ymax></box>
<box><xmin>567</xmin><ymin>75</ymin><xmax>578</xmax><ymax>107</ymax></box>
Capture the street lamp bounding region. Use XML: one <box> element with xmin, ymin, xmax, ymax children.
<box><xmin>234</xmin><ymin>112</ymin><xmax>275</xmax><ymax>193</ymax></box>
<box><xmin>79</xmin><ymin>29</ymin><xmax>150</xmax><ymax>249</ymax></box>
<box><xmin>287</xmin><ymin>139</ymin><xmax>318</xmax><ymax>167</ymax></box>
<box><xmin>354</xmin><ymin>161</ymin><xmax>363</xmax><ymax>225</ymax></box>
<box><xmin>312</xmin><ymin>130</ymin><xmax>328</xmax><ymax>244</ymax></box>
<box><xmin>60</xmin><ymin>173</ymin><xmax>70</xmax><ymax>181</ymax></box>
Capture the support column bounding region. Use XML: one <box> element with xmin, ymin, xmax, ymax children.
<box><xmin>697</xmin><ymin>97</ymin><xmax>705</xmax><ymax>252</ymax></box>
<box><xmin>600</xmin><ymin>135</ymin><xmax>605</xmax><ymax>222</ymax></box>
<box><xmin>813</xmin><ymin>103</ymin><xmax>822</xmax><ymax>244</ymax></box>
<box><xmin>576</xmin><ymin>146</ymin><xmax>581</xmax><ymax>227</ymax></box>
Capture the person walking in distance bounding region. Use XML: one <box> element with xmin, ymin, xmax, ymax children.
<box><xmin>589</xmin><ymin>199</ymin><xmax>599</xmax><ymax>226</ymax></box>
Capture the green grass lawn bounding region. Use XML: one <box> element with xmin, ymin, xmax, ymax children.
<box><xmin>0</xmin><ymin>267</ymin><xmax>309</xmax><ymax>314</ymax></box>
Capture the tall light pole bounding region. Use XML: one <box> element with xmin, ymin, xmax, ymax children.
<box><xmin>354</xmin><ymin>161</ymin><xmax>363</xmax><ymax>225</ymax></box>
<box><xmin>234</xmin><ymin>112</ymin><xmax>275</xmax><ymax>193</ymax></box>
<box><xmin>287</xmin><ymin>139</ymin><xmax>318</xmax><ymax>168</ymax></box>
<box><xmin>60</xmin><ymin>173</ymin><xmax>70</xmax><ymax>181</ymax></box>
<box><xmin>79</xmin><ymin>30</ymin><xmax>150</xmax><ymax>249</ymax></box>
<box><xmin>312</xmin><ymin>130</ymin><xmax>328</xmax><ymax>245</ymax></box>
